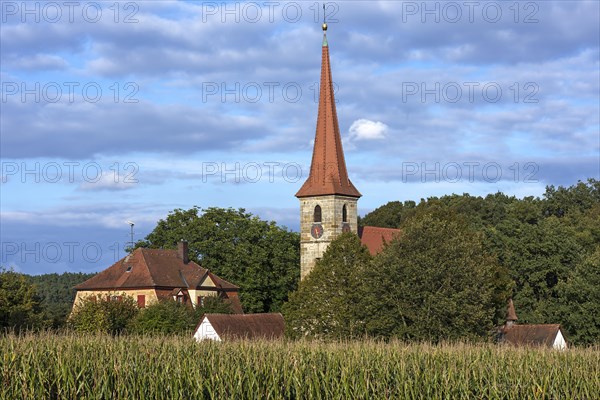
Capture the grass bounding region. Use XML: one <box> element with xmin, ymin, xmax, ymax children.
<box><xmin>2</xmin><ymin>332</ymin><xmax>599</xmax><ymax>399</ymax></box>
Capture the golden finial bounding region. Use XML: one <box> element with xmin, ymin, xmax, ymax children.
<box><xmin>322</xmin><ymin>4</ymin><xmax>327</xmax><ymax>31</ymax></box>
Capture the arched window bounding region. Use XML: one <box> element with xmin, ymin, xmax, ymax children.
<box><xmin>342</xmin><ymin>204</ymin><xmax>348</xmax><ymax>222</ymax></box>
<box><xmin>313</xmin><ymin>205</ymin><xmax>322</xmax><ymax>222</ymax></box>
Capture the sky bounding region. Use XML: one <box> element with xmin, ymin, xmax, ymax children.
<box><xmin>1</xmin><ymin>0</ymin><xmax>599</xmax><ymax>275</ymax></box>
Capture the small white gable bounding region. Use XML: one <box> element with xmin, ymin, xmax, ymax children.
<box><xmin>553</xmin><ymin>329</ymin><xmax>567</xmax><ymax>350</ymax></box>
<box><xmin>193</xmin><ymin>317</ymin><xmax>221</xmax><ymax>342</ymax></box>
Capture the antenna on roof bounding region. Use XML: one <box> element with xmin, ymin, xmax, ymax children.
<box><xmin>126</xmin><ymin>220</ymin><xmax>135</xmax><ymax>253</ymax></box>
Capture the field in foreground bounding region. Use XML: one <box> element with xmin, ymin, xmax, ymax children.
<box><xmin>2</xmin><ymin>333</ymin><xmax>599</xmax><ymax>399</ymax></box>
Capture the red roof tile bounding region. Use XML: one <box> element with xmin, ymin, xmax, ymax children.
<box><xmin>198</xmin><ymin>313</ymin><xmax>285</xmax><ymax>340</ymax></box>
<box><xmin>296</xmin><ymin>32</ymin><xmax>360</xmax><ymax>198</ymax></box>
<box><xmin>358</xmin><ymin>226</ymin><xmax>401</xmax><ymax>255</ymax></box>
<box><xmin>74</xmin><ymin>247</ymin><xmax>238</xmax><ymax>292</ymax></box>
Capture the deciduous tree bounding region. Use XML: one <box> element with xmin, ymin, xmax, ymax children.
<box><xmin>69</xmin><ymin>294</ymin><xmax>138</xmax><ymax>334</ymax></box>
<box><xmin>139</xmin><ymin>207</ymin><xmax>300</xmax><ymax>313</ymax></box>
<box><xmin>283</xmin><ymin>233</ymin><xmax>372</xmax><ymax>339</ymax></box>
<box><xmin>0</xmin><ymin>267</ymin><xmax>43</xmax><ymax>330</ymax></box>
<box><xmin>364</xmin><ymin>212</ymin><xmax>509</xmax><ymax>342</ymax></box>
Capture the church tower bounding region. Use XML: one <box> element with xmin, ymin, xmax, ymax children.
<box><xmin>296</xmin><ymin>23</ymin><xmax>361</xmax><ymax>280</ymax></box>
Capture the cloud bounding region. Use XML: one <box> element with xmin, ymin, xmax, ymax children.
<box><xmin>348</xmin><ymin>119</ymin><xmax>388</xmax><ymax>141</ymax></box>
<box><xmin>7</xmin><ymin>53</ymin><xmax>68</xmax><ymax>70</ymax></box>
<box><xmin>78</xmin><ymin>172</ymin><xmax>138</xmax><ymax>191</ymax></box>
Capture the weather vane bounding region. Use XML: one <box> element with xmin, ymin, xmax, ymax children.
<box><xmin>322</xmin><ymin>3</ymin><xmax>327</xmax><ymax>31</ymax></box>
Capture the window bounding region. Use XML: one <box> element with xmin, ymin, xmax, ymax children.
<box><xmin>126</xmin><ymin>265</ymin><xmax>133</xmax><ymax>272</ymax></box>
<box><xmin>313</xmin><ymin>205</ymin><xmax>322</xmax><ymax>222</ymax></box>
<box><xmin>176</xmin><ymin>294</ymin><xmax>185</xmax><ymax>303</ymax></box>
<box><xmin>342</xmin><ymin>204</ymin><xmax>347</xmax><ymax>222</ymax></box>
<box><xmin>198</xmin><ymin>296</ymin><xmax>205</xmax><ymax>307</ymax></box>
<box><xmin>137</xmin><ymin>295</ymin><xmax>146</xmax><ymax>308</ymax></box>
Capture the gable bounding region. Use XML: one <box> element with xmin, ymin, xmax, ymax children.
<box><xmin>194</xmin><ymin>317</ymin><xmax>221</xmax><ymax>341</ymax></box>
<box><xmin>195</xmin><ymin>313</ymin><xmax>285</xmax><ymax>340</ymax></box>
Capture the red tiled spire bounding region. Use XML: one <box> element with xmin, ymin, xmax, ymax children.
<box><xmin>295</xmin><ymin>28</ymin><xmax>361</xmax><ymax>198</ymax></box>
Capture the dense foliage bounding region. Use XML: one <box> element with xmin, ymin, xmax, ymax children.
<box><xmin>28</xmin><ymin>272</ymin><xmax>94</xmax><ymax>328</ymax></box>
<box><xmin>283</xmin><ymin>233</ymin><xmax>372</xmax><ymax>339</ymax></box>
<box><xmin>68</xmin><ymin>295</ymin><xmax>234</xmax><ymax>335</ymax></box>
<box><xmin>2</xmin><ymin>333</ymin><xmax>599</xmax><ymax>399</ymax></box>
<box><xmin>356</xmin><ymin>179</ymin><xmax>600</xmax><ymax>345</ymax></box>
<box><xmin>285</xmin><ymin>214</ymin><xmax>511</xmax><ymax>342</ymax></box>
<box><xmin>365</xmin><ymin>212</ymin><xmax>510</xmax><ymax>341</ymax></box>
<box><xmin>131</xmin><ymin>297</ymin><xmax>233</xmax><ymax>335</ymax></box>
<box><xmin>138</xmin><ymin>207</ymin><xmax>300</xmax><ymax>314</ymax></box>
<box><xmin>0</xmin><ymin>267</ymin><xmax>43</xmax><ymax>330</ymax></box>
<box><xmin>68</xmin><ymin>294</ymin><xmax>138</xmax><ymax>334</ymax></box>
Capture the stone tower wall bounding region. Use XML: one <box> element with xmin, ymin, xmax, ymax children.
<box><xmin>299</xmin><ymin>195</ymin><xmax>358</xmax><ymax>279</ymax></box>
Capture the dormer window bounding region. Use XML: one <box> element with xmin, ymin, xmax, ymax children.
<box><xmin>314</xmin><ymin>205</ymin><xmax>322</xmax><ymax>222</ymax></box>
<box><xmin>125</xmin><ymin>265</ymin><xmax>133</xmax><ymax>272</ymax></box>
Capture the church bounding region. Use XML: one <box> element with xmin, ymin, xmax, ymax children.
<box><xmin>296</xmin><ymin>22</ymin><xmax>400</xmax><ymax>279</ymax></box>
<box><xmin>73</xmin><ymin>23</ymin><xmax>399</xmax><ymax>312</ymax></box>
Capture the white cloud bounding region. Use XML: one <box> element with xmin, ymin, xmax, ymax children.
<box><xmin>78</xmin><ymin>172</ymin><xmax>138</xmax><ymax>191</ymax></box>
<box><xmin>348</xmin><ymin>119</ymin><xmax>388</xmax><ymax>141</ymax></box>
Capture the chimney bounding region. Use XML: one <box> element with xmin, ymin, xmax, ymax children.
<box><xmin>177</xmin><ymin>240</ymin><xmax>189</xmax><ymax>264</ymax></box>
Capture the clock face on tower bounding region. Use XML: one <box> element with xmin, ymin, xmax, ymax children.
<box><xmin>311</xmin><ymin>224</ymin><xmax>324</xmax><ymax>239</ymax></box>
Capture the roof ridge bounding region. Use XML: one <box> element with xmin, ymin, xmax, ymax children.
<box><xmin>139</xmin><ymin>248</ymin><xmax>157</xmax><ymax>286</ymax></box>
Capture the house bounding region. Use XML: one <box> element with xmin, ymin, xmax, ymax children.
<box><xmin>193</xmin><ymin>313</ymin><xmax>285</xmax><ymax>341</ymax></box>
<box><xmin>498</xmin><ymin>299</ymin><xmax>568</xmax><ymax>350</ymax></box>
<box><xmin>74</xmin><ymin>241</ymin><xmax>243</xmax><ymax>313</ymax></box>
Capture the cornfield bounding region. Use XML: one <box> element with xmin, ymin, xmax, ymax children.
<box><xmin>1</xmin><ymin>333</ymin><xmax>599</xmax><ymax>399</ymax></box>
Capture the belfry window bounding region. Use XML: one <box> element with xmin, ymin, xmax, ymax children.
<box><xmin>314</xmin><ymin>205</ymin><xmax>322</xmax><ymax>222</ymax></box>
<box><xmin>342</xmin><ymin>204</ymin><xmax>347</xmax><ymax>222</ymax></box>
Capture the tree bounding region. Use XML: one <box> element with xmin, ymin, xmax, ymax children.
<box><xmin>193</xmin><ymin>296</ymin><xmax>234</xmax><ymax>320</ymax></box>
<box><xmin>68</xmin><ymin>294</ymin><xmax>138</xmax><ymax>334</ymax></box>
<box><xmin>131</xmin><ymin>300</ymin><xmax>196</xmax><ymax>335</ymax></box>
<box><xmin>282</xmin><ymin>233</ymin><xmax>372</xmax><ymax>339</ymax></box>
<box><xmin>543</xmin><ymin>179</ymin><xmax>600</xmax><ymax>217</ymax></box>
<box><xmin>28</xmin><ymin>272</ymin><xmax>95</xmax><ymax>328</ymax></box>
<box><xmin>139</xmin><ymin>207</ymin><xmax>300</xmax><ymax>313</ymax></box>
<box><xmin>557</xmin><ymin>246</ymin><xmax>600</xmax><ymax>345</ymax></box>
<box><xmin>486</xmin><ymin>215</ymin><xmax>583</xmax><ymax>325</ymax></box>
<box><xmin>0</xmin><ymin>267</ymin><xmax>43</xmax><ymax>330</ymax></box>
<box><xmin>364</xmin><ymin>212</ymin><xmax>510</xmax><ymax>342</ymax></box>
<box><xmin>335</xmin><ymin>179</ymin><xmax>600</xmax><ymax>343</ymax></box>
<box><xmin>359</xmin><ymin>200</ymin><xmax>415</xmax><ymax>228</ymax></box>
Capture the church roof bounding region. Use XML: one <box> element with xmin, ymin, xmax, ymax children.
<box><xmin>296</xmin><ymin>30</ymin><xmax>361</xmax><ymax>198</ymax></box>
<box><xmin>74</xmin><ymin>247</ymin><xmax>238</xmax><ymax>292</ymax></box>
<box><xmin>359</xmin><ymin>226</ymin><xmax>401</xmax><ymax>255</ymax></box>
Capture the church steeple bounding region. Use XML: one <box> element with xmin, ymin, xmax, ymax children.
<box><xmin>295</xmin><ymin>23</ymin><xmax>361</xmax><ymax>199</ymax></box>
<box><xmin>296</xmin><ymin>23</ymin><xmax>361</xmax><ymax>280</ymax></box>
